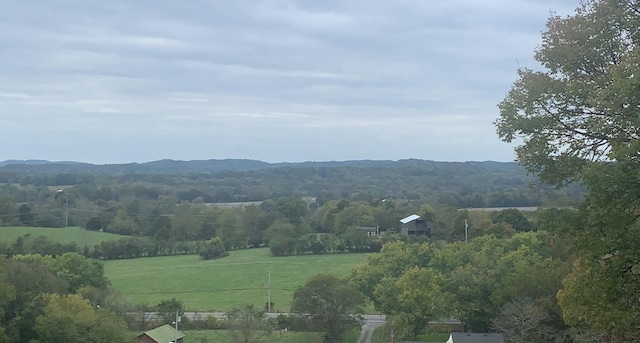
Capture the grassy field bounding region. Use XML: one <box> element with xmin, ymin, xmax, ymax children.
<box><xmin>104</xmin><ymin>248</ymin><xmax>371</xmax><ymax>311</ymax></box>
<box><xmin>131</xmin><ymin>328</ymin><xmax>363</xmax><ymax>343</ymax></box>
<box><xmin>169</xmin><ymin>329</ymin><xmax>325</xmax><ymax>343</ymax></box>
<box><xmin>0</xmin><ymin>226</ymin><xmax>127</xmax><ymax>246</ymax></box>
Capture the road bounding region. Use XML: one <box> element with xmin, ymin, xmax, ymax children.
<box><xmin>139</xmin><ymin>312</ymin><xmax>387</xmax><ymax>342</ymax></box>
<box><xmin>356</xmin><ymin>315</ymin><xmax>386</xmax><ymax>343</ymax></box>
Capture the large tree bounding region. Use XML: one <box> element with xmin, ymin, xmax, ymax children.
<box><xmin>226</xmin><ymin>304</ymin><xmax>271</xmax><ymax>343</ymax></box>
<box><xmin>291</xmin><ymin>274</ymin><xmax>363</xmax><ymax>343</ymax></box>
<box><xmin>495</xmin><ymin>0</ymin><xmax>640</xmax><ymax>340</ymax></box>
<box><xmin>34</xmin><ymin>293</ymin><xmax>128</xmax><ymax>343</ymax></box>
<box><xmin>496</xmin><ymin>0</ymin><xmax>640</xmax><ymax>184</ymax></box>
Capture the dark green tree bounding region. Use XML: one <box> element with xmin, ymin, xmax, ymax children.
<box><xmin>156</xmin><ymin>297</ymin><xmax>183</xmax><ymax>325</ymax></box>
<box><xmin>18</xmin><ymin>204</ymin><xmax>34</xmax><ymax>227</ymax></box>
<box><xmin>292</xmin><ymin>274</ymin><xmax>363</xmax><ymax>343</ymax></box>
<box><xmin>85</xmin><ymin>217</ymin><xmax>102</xmax><ymax>231</ymax></box>
<box><xmin>492</xmin><ymin>208</ymin><xmax>533</xmax><ymax>232</ymax></box>
<box><xmin>198</xmin><ymin>237</ymin><xmax>228</xmax><ymax>260</ymax></box>
<box><xmin>34</xmin><ymin>293</ymin><xmax>129</xmax><ymax>343</ymax></box>
<box><xmin>0</xmin><ymin>197</ymin><xmax>15</xmax><ymax>227</ymax></box>
<box><xmin>226</xmin><ymin>304</ymin><xmax>271</xmax><ymax>343</ymax></box>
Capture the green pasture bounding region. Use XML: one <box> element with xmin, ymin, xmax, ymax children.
<box><xmin>0</xmin><ymin>226</ymin><xmax>126</xmax><ymax>247</ymax></box>
<box><xmin>104</xmin><ymin>248</ymin><xmax>371</xmax><ymax>311</ymax></box>
<box><xmin>170</xmin><ymin>329</ymin><xmax>325</xmax><ymax>343</ymax></box>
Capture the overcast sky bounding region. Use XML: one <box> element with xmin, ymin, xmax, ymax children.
<box><xmin>0</xmin><ymin>0</ymin><xmax>578</xmax><ymax>164</ymax></box>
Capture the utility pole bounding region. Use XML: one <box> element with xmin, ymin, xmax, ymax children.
<box><xmin>464</xmin><ymin>219</ymin><xmax>468</xmax><ymax>243</ymax></box>
<box><xmin>174</xmin><ymin>308</ymin><xmax>180</xmax><ymax>330</ymax></box>
<box><xmin>65</xmin><ymin>198</ymin><xmax>69</xmax><ymax>227</ymax></box>
<box><xmin>268</xmin><ymin>261</ymin><xmax>272</xmax><ymax>313</ymax></box>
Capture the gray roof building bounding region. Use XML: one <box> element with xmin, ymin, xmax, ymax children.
<box><xmin>446</xmin><ymin>332</ymin><xmax>505</xmax><ymax>343</ymax></box>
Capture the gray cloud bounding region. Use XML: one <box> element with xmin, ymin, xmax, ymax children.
<box><xmin>0</xmin><ymin>0</ymin><xmax>578</xmax><ymax>163</ymax></box>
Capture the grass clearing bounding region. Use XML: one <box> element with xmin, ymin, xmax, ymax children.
<box><xmin>0</xmin><ymin>226</ymin><xmax>127</xmax><ymax>246</ymax></box>
<box><xmin>104</xmin><ymin>248</ymin><xmax>370</xmax><ymax>311</ymax></box>
<box><xmin>173</xmin><ymin>329</ymin><xmax>324</xmax><ymax>343</ymax></box>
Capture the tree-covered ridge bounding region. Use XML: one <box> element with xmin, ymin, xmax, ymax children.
<box><xmin>0</xmin><ymin>160</ymin><xmax>582</xmax><ymax>211</ymax></box>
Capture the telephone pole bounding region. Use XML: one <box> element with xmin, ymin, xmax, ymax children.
<box><xmin>464</xmin><ymin>219</ymin><xmax>468</xmax><ymax>242</ymax></box>
<box><xmin>268</xmin><ymin>261</ymin><xmax>273</xmax><ymax>313</ymax></box>
<box><xmin>65</xmin><ymin>198</ymin><xmax>69</xmax><ymax>227</ymax></box>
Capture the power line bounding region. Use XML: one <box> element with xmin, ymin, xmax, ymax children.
<box><xmin>124</xmin><ymin>287</ymin><xmax>297</xmax><ymax>295</ymax></box>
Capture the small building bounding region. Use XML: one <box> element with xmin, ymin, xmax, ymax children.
<box><xmin>400</xmin><ymin>214</ymin><xmax>433</xmax><ymax>236</ymax></box>
<box><xmin>446</xmin><ymin>332</ymin><xmax>505</xmax><ymax>343</ymax></box>
<box><xmin>360</xmin><ymin>226</ymin><xmax>380</xmax><ymax>237</ymax></box>
<box><xmin>135</xmin><ymin>324</ymin><xmax>184</xmax><ymax>343</ymax></box>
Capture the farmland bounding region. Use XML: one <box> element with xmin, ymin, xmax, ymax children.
<box><xmin>104</xmin><ymin>248</ymin><xmax>371</xmax><ymax>311</ymax></box>
<box><xmin>0</xmin><ymin>226</ymin><xmax>126</xmax><ymax>246</ymax></box>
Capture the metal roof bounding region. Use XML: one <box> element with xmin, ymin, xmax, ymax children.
<box><xmin>141</xmin><ymin>324</ymin><xmax>184</xmax><ymax>343</ymax></box>
<box><xmin>447</xmin><ymin>333</ymin><xmax>504</xmax><ymax>343</ymax></box>
<box><xmin>400</xmin><ymin>214</ymin><xmax>421</xmax><ymax>224</ymax></box>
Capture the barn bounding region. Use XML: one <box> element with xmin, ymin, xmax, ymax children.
<box><xmin>134</xmin><ymin>324</ymin><xmax>184</xmax><ymax>343</ymax></box>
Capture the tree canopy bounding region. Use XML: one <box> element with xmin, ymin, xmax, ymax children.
<box><xmin>496</xmin><ymin>1</ymin><xmax>640</xmax><ymax>340</ymax></box>
<box><xmin>496</xmin><ymin>0</ymin><xmax>640</xmax><ymax>185</ymax></box>
<box><xmin>291</xmin><ymin>274</ymin><xmax>363</xmax><ymax>343</ymax></box>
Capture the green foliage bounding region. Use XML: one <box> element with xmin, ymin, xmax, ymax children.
<box><xmin>0</xmin><ymin>226</ymin><xmax>126</xmax><ymax>247</ymax></box>
<box><xmin>350</xmin><ymin>241</ymin><xmax>433</xmax><ymax>309</ymax></box>
<box><xmin>495</xmin><ymin>0</ymin><xmax>640</xmax><ymax>185</ymax></box>
<box><xmin>156</xmin><ymin>297</ymin><xmax>184</xmax><ymax>325</ymax></box>
<box><xmin>264</xmin><ymin>219</ymin><xmax>300</xmax><ymax>256</ymax></box>
<box><xmin>291</xmin><ymin>274</ymin><xmax>363</xmax><ymax>343</ymax></box>
<box><xmin>18</xmin><ymin>204</ymin><xmax>34</xmax><ymax>226</ymax></box>
<box><xmin>12</xmin><ymin>252</ymin><xmax>109</xmax><ymax>292</ymax></box>
<box><xmin>226</xmin><ymin>304</ymin><xmax>271</xmax><ymax>343</ymax></box>
<box><xmin>352</xmin><ymin>232</ymin><xmax>570</xmax><ymax>334</ymax></box>
<box><xmin>496</xmin><ymin>1</ymin><xmax>640</xmax><ymax>338</ymax></box>
<box><xmin>34</xmin><ymin>293</ymin><xmax>128</xmax><ymax>343</ymax></box>
<box><xmin>392</xmin><ymin>267</ymin><xmax>451</xmax><ymax>339</ymax></box>
<box><xmin>492</xmin><ymin>208</ymin><xmax>533</xmax><ymax>232</ymax></box>
<box><xmin>107</xmin><ymin>209</ymin><xmax>139</xmax><ymax>236</ymax></box>
<box><xmin>85</xmin><ymin>217</ymin><xmax>102</xmax><ymax>231</ymax></box>
<box><xmin>199</xmin><ymin>237</ymin><xmax>228</xmax><ymax>260</ymax></box>
<box><xmin>0</xmin><ymin>197</ymin><xmax>16</xmax><ymax>226</ymax></box>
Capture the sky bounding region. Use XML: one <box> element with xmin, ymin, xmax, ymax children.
<box><xmin>0</xmin><ymin>0</ymin><xmax>579</xmax><ymax>164</ymax></box>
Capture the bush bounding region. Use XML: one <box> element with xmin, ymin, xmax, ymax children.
<box><xmin>198</xmin><ymin>237</ymin><xmax>228</xmax><ymax>260</ymax></box>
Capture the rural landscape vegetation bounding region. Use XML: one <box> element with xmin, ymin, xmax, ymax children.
<box><xmin>0</xmin><ymin>1</ymin><xmax>638</xmax><ymax>342</ymax></box>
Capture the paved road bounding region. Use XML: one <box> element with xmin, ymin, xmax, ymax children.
<box><xmin>356</xmin><ymin>315</ymin><xmax>386</xmax><ymax>343</ymax></box>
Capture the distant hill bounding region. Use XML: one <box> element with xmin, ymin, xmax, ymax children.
<box><xmin>0</xmin><ymin>158</ymin><xmax>520</xmax><ymax>175</ymax></box>
<box><xmin>0</xmin><ymin>159</ymin><xmax>84</xmax><ymax>167</ymax></box>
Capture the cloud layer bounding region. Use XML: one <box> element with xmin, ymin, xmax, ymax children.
<box><xmin>0</xmin><ymin>0</ymin><xmax>578</xmax><ymax>163</ymax></box>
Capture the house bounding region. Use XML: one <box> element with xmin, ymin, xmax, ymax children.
<box><xmin>446</xmin><ymin>332</ymin><xmax>505</xmax><ymax>343</ymax></box>
<box><xmin>135</xmin><ymin>324</ymin><xmax>185</xmax><ymax>343</ymax></box>
<box><xmin>400</xmin><ymin>214</ymin><xmax>433</xmax><ymax>236</ymax></box>
<box><xmin>360</xmin><ymin>226</ymin><xmax>380</xmax><ymax>237</ymax></box>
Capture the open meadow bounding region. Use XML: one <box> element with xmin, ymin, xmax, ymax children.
<box><xmin>164</xmin><ymin>329</ymin><xmax>327</xmax><ymax>343</ymax></box>
<box><xmin>0</xmin><ymin>226</ymin><xmax>127</xmax><ymax>247</ymax></box>
<box><xmin>104</xmin><ymin>248</ymin><xmax>371</xmax><ymax>311</ymax></box>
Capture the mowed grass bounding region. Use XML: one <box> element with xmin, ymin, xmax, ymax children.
<box><xmin>104</xmin><ymin>248</ymin><xmax>371</xmax><ymax>311</ymax></box>
<box><xmin>0</xmin><ymin>226</ymin><xmax>127</xmax><ymax>247</ymax></box>
<box><xmin>171</xmin><ymin>329</ymin><xmax>325</xmax><ymax>343</ymax></box>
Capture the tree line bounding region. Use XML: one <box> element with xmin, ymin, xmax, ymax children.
<box><xmin>0</xmin><ymin>160</ymin><xmax>582</xmax><ymax>220</ymax></box>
